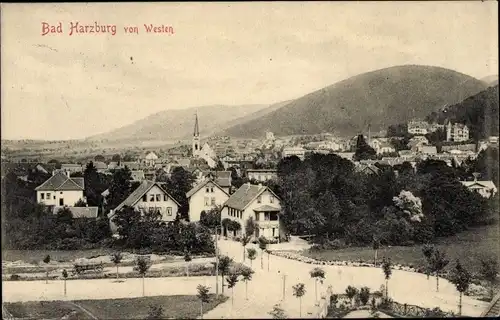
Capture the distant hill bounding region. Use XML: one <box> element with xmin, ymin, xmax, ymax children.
<box><xmin>426</xmin><ymin>85</ymin><xmax>499</xmax><ymax>140</ymax></box>
<box><xmin>88</xmin><ymin>104</ymin><xmax>271</xmax><ymax>143</ymax></box>
<box><xmin>480</xmin><ymin>75</ymin><xmax>499</xmax><ymax>87</ymax></box>
<box><xmin>222</xmin><ymin>65</ymin><xmax>488</xmax><ymax>138</ymax></box>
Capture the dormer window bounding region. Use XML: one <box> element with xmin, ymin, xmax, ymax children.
<box><xmin>142</xmin><ymin>195</ymin><xmax>147</xmax><ymax>202</ymax></box>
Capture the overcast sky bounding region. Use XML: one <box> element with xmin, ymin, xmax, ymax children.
<box><xmin>1</xmin><ymin>2</ymin><xmax>498</xmax><ymax>140</ymax></box>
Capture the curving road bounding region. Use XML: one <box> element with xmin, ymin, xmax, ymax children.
<box><xmin>2</xmin><ymin>239</ymin><xmax>489</xmax><ymax>319</ymax></box>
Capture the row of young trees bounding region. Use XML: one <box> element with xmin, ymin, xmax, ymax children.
<box><xmin>275</xmin><ymin>152</ymin><xmax>495</xmax><ymax>247</ymax></box>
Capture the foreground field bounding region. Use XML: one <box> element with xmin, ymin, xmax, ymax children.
<box><xmin>304</xmin><ymin>224</ymin><xmax>500</xmax><ymax>274</ymax></box>
<box><xmin>4</xmin><ymin>294</ymin><xmax>227</xmax><ymax>319</ymax></box>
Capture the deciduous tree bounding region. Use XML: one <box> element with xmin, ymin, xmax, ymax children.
<box><xmin>292</xmin><ymin>283</ymin><xmax>306</xmax><ymax>317</ymax></box>
<box><xmin>449</xmin><ymin>259</ymin><xmax>472</xmax><ymax>316</ymax></box>
<box><xmin>197</xmin><ymin>284</ymin><xmax>210</xmax><ymax>319</ymax></box>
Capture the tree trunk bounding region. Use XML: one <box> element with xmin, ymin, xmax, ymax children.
<box><xmin>315</xmin><ymin>280</ymin><xmax>318</xmax><ymax>303</ymax></box>
<box><xmin>46</xmin><ymin>270</ymin><xmax>49</xmax><ymax>284</ymax></box>
<box><xmin>142</xmin><ymin>275</ymin><xmax>145</xmax><ymax>297</ymax></box>
<box><xmin>299</xmin><ymin>297</ymin><xmax>302</xmax><ymax>317</ymax></box>
<box><xmin>64</xmin><ymin>279</ymin><xmax>67</xmax><ymax>296</ymax></box>
<box><xmin>232</xmin><ymin>287</ymin><xmax>234</xmax><ymax>306</ymax></box>
<box><xmin>459</xmin><ymin>292</ymin><xmax>462</xmax><ymax>316</ymax></box>
<box><xmin>186</xmin><ymin>262</ymin><xmax>190</xmax><ymax>277</ymax></box>
<box><xmin>200</xmin><ymin>301</ymin><xmax>203</xmax><ymax>319</ymax></box>
<box><xmin>243</xmin><ymin>246</ymin><xmax>246</xmax><ymax>262</ymax></box>
<box><xmin>436</xmin><ymin>275</ymin><xmax>439</xmax><ymax>292</ymax></box>
<box><xmin>245</xmin><ymin>281</ymin><xmax>248</xmax><ymax>300</ymax></box>
<box><xmin>385</xmin><ymin>279</ymin><xmax>388</xmax><ymax>298</ymax></box>
<box><xmin>261</xmin><ymin>252</ymin><xmax>264</xmax><ymax>269</ymax></box>
<box><xmin>267</xmin><ymin>252</ymin><xmax>270</xmax><ymax>271</ymax></box>
<box><xmin>374</xmin><ymin>249</ymin><xmax>378</xmax><ymax>266</ymax></box>
<box><xmin>222</xmin><ymin>275</ymin><xmax>225</xmax><ymax>294</ymax></box>
<box><xmin>116</xmin><ymin>265</ymin><xmax>119</xmax><ymax>280</ymax></box>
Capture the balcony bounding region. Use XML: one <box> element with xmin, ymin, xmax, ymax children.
<box><xmin>256</xmin><ymin>220</ymin><xmax>279</xmax><ymax>229</ymax></box>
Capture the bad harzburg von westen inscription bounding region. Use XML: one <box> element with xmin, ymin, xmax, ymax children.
<box><xmin>41</xmin><ymin>22</ymin><xmax>175</xmax><ymax>36</ymax></box>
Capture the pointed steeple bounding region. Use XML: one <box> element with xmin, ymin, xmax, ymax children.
<box><xmin>194</xmin><ymin>112</ymin><xmax>200</xmax><ymax>137</ymax></box>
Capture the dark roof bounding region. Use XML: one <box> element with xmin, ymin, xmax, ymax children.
<box><xmin>203</xmin><ymin>171</ymin><xmax>231</xmax><ymax>188</ymax></box>
<box><xmin>111</xmin><ymin>180</ymin><xmax>180</xmax><ymax>215</ymax></box>
<box><xmin>35</xmin><ymin>172</ymin><xmax>84</xmax><ymax>191</ymax></box>
<box><xmin>223</xmin><ymin>183</ymin><xmax>276</xmax><ymax>211</ymax></box>
<box><xmin>52</xmin><ymin>206</ymin><xmax>99</xmax><ymax>218</ymax></box>
<box><xmin>186</xmin><ymin>179</ymin><xmax>229</xmax><ymax>198</ymax></box>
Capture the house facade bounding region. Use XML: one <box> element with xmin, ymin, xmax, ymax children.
<box><xmin>446</xmin><ymin>121</ymin><xmax>469</xmax><ymax>142</ymax></box>
<box><xmin>460</xmin><ymin>180</ymin><xmax>497</xmax><ymax>198</ymax></box>
<box><xmin>35</xmin><ymin>172</ymin><xmax>85</xmax><ymax>206</ymax></box>
<box><xmin>221</xmin><ymin>183</ymin><xmax>283</xmax><ymax>241</ymax></box>
<box><xmin>186</xmin><ymin>179</ymin><xmax>229</xmax><ymax>222</ymax></box>
<box><xmin>61</xmin><ymin>163</ymin><xmax>84</xmax><ymax>174</ymax></box>
<box><xmin>108</xmin><ymin>180</ymin><xmax>180</xmax><ymax>233</ymax></box>
<box><xmin>247</xmin><ymin>169</ymin><xmax>278</xmax><ymax>182</ymax></box>
<box><xmin>282</xmin><ymin>146</ymin><xmax>306</xmax><ymax>160</ymax></box>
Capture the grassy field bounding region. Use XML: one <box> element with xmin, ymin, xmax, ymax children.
<box><xmin>2</xmin><ymin>248</ymin><xmax>116</xmax><ymax>263</ymax></box>
<box><xmin>304</xmin><ymin>224</ymin><xmax>499</xmax><ymax>274</ymax></box>
<box><xmin>4</xmin><ymin>294</ymin><xmax>227</xmax><ymax>319</ymax></box>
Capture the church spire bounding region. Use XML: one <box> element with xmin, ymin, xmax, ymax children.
<box><xmin>194</xmin><ymin>112</ymin><xmax>200</xmax><ymax>137</ymax></box>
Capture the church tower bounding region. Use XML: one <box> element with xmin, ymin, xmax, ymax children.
<box><xmin>192</xmin><ymin>112</ymin><xmax>200</xmax><ymax>157</ymax></box>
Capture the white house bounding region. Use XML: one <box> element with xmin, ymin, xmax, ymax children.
<box><xmin>446</xmin><ymin>121</ymin><xmax>469</xmax><ymax>142</ymax></box>
<box><xmin>460</xmin><ymin>179</ymin><xmax>497</xmax><ymax>198</ymax></box>
<box><xmin>282</xmin><ymin>146</ymin><xmax>306</xmax><ymax>160</ymax></box>
<box><xmin>107</xmin><ymin>180</ymin><xmax>180</xmax><ymax>233</ymax></box>
<box><xmin>144</xmin><ymin>152</ymin><xmax>159</xmax><ymax>167</ymax></box>
<box><xmin>221</xmin><ymin>183</ymin><xmax>283</xmax><ymax>241</ymax></box>
<box><xmin>186</xmin><ymin>179</ymin><xmax>229</xmax><ymax>222</ymax></box>
<box><xmin>247</xmin><ymin>169</ymin><xmax>278</xmax><ymax>182</ymax></box>
<box><xmin>35</xmin><ymin>171</ymin><xmax>85</xmax><ymax>206</ymax></box>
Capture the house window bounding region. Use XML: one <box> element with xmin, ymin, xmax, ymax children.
<box><xmin>166</xmin><ymin>207</ymin><xmax>172</xmax><ymax>216</ymax></box>
<box><xmin>41</xmin><ymin>193</ymin><xmax>45</xmax><ymax>200</ymax></box>
<box><xmin>211</xmin><ymin>187</ymin><xmax>214</xmax><ymax>193</ymax></box>
<box><xmin>270</xmin><ymin>195</ymin><xmax>274</xmax><ymax>203</ymax></box>
<box><xmin>211</xmin><ymin>197</ymin><xmax>216</xmax><ymax>205</ymax></box>
<box><xmin>255</xmin><ymin>212</ymin><xmax>260</xmax><ymax>221</ymax></box>
<box><xmin>60</xmin><ymin>192</ymin><xmax>63</xmax><ymax>194</ymax></box>
<box><xmin>257</xmin><ymin>196</ymin><xmax>262</xmax><ymax>204</ymax></box>
<box><xmin>206</xmin><ymin>187</ymin><xmax>209</xmax><ymax>193</ymax></box>
<box><xmin>204</xmin><ymin>197</ymin><xmax>210</xmax><ymax>206</ymax></box>
<box><xmin>59</xmin><ymin>198</ymin><xmax>64</xmax><ymax>206</ymax></box>
<box><xmin>47</xmin><ymin>193</ymin><xmax>51</xmax><ymax>199</ymax></box>
<box><xmin>150</xmin><ymin>194</ymin><xmax>155</xmax><ymax>202</ymax></box>
<box><xmin>164</xmin><ymin>194</ymin><xmax>168</xmax><ymax>201</ymax></box>
<box><xmin>142</xmin><ymin>195</ymin><xmax>148</xmax><ymax>202</ymax></box>
<box><xmin>156</xmin><ymin>194</ymin><xmax>161</xmax><ymax>202</ymax></box>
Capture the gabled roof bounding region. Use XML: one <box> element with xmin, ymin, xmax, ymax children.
<box><xmin>112</xmin><ymin>180</ymin><xmax>181</xmax><ymax>214</ymax></box>
<box><xmin>186</xmin><ymin>179</ymin><xmax>229</xmax><ymax>198</ymax></box>
<box><xmin>223</xmin><ymin>183</ymin><xmax>279</xmax><ymax>211</ymax></box>
<box><xmin>460</xmin><ymin>180</ymin><xmax>497</xmax><ymax>190</ymax></box>
<box><xmin>35</xmin><ymin>172</ymin><xmax>84</xmax><ymax>191</ymax></box>
<box><xmin>52</xmin><ymin>206</ymin><xmax>99</xmax><ymax>218</ymax></box>
<box><xmin>203</xmin><ymin>171</ymin><xmax>231</xmax><ymax>188</ymax></box>
<box><xmin>93</xmin><ymin>161</ymin><xmax>108</xmax><ymax>170</ymax></box>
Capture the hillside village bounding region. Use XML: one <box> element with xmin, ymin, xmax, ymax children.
<box><xmin>2</xmin><ymin>4</ymin><xmax>499</xmax><ymax>316</ymax></box>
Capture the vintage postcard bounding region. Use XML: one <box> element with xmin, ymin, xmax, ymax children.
<box><xmin>1</xmin><ymin>1</ymin><xmax>499</xmax><ymax>319</ymax></box>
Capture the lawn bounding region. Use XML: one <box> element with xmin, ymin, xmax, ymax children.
<box><xmin>304</xmin><ymin>224</ymin><xmax>499</xmax><ymax>274</ymax></box>
<box><xmin>4</xmin><ymin>294</ymin><xmax>227</xmax><ymax>319</ymax></box>
<box><xmin>2</xmin><ymin>248</ymin><xmax>116</xmax><ymax>263</ymax></box>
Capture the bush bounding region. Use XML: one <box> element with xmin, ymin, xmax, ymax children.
<box><xmin>359</xmin><ymin>287</ymin><xmax>371</xmax><ymax>305</ymax></box>
<box><xmin>10</xmin><ymin>274</ymin><xmax>21</xmax><ymax>281</ymax></box>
